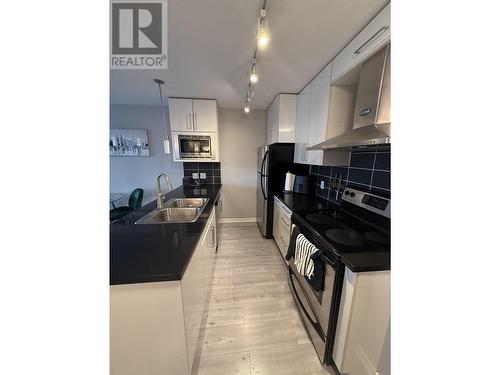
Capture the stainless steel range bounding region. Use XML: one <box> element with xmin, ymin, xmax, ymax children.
<box><xmin>287</xmin><ymin>188</ymin><xmax>390</xmax><ymax>369</ymax></box>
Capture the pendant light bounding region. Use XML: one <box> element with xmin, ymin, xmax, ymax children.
<box><xmin>154</xmin><ymin>78</ymin><xmax>170</xmax><ymax>154</ymax></box>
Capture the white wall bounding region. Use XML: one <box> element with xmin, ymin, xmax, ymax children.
<box><xmin>110</xmin><ymin>104</ymin><xmax>184</xmax><ymax>205</ymax></box>
<box><xmin>218</xmin><ymin>109</ymin><xmax>266</xmax><ymax>220</ymax></box>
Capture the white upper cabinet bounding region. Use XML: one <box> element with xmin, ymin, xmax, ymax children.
<box><xmin>266</xmin><ymin>97</ymin><xmax>279</xmax><ymax>144</ymax></box>
<box><xmin>192</xmin><ymin>99</ymin><xmax>218</xmax><ymax>132</ymax></box>
<box><xmin>294</xmin><ymin>62</ymin><xmax>332</xmax><ymax>165</ymax></box>
<box><xmin>294</xmin><ymin>85</ymin><xmax>311</xmax><ymax>164</ymax></box>
<box><xmin>168</xmin><ymin>98</ymin><xmax>218</xmax><ymax>132</ymax></box>
<box><xmin>307</xmin><ymin>62</ymin><xmax>332</xmax><ymax>165</ymax></box>
<box><xmin>266</xmin><ymin>94</ymin><xmax>297</xmax><ymax>144</ymax></box>
<box><xmin>331</xmin><ymin>3</ymin><xmax>390</xmax><ymax>83</ymax></box>
<box><xmin>168</xmin><ymin>98</ymin><xmax>195</xmax><ymax>132</ymax></box>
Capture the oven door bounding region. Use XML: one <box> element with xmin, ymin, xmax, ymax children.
<box><xmin>175</xmin><ymin>134</ymin><xmax>213</xmax><ymax>159</ymax></box>
<box><xmin>288</xmin><ymin>254</ymin><xmax>337</xmax><ymax>363</ymax></box>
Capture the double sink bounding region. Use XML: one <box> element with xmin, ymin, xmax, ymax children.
<box><xmin>135</xmin><ymin>198</ymin><xmax>209</xmax><ymax>224</ymax></box>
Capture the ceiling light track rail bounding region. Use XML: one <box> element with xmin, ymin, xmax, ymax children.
<box><xmin>242</xmin><ymin>0</ymin><xmax>269</xmax><ymax>113</ymax></box>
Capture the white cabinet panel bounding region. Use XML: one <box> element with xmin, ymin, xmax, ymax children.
<box><xmin>181</xmin><ymin>206</ymin><xmax>217</xmax><ymax>373</ymax></box>
<box><xmin>331</xmin><ymin>4</ymin><xmax>390</xmax><ymax>83</ymax></box>
<box><xmin>333</xmin><ymin>269</ymin><xmax>390</xmax><ymax>375</ymax></box>
<box><xmin>266</xmin><ymin>97</ymin><xmax>278</xmax><ymax>144</ymax></box>
<box><xmin>294</xmin><ymin>86</ymin><xmax>310</xmax><ymax>164</ymax></box>
<box><xmin>266</xmin><ymin>94</ymin><xmax>296</xmax><ymax>144</ymax></box>
<box><xmin>272</xmin><ymin>196</ymin><xmax>280</xmax><ymax>244</ymax></box>
<box><xmin>307</xmin><ymin>62</ymin><xmax>332</xmax><ymax>165</ymax></box>
<box><xmin>169</xmin><ymin>98</ymin><xmax>218</xmax><ymax>133</ymax></box>
<box><xmin>272</xmin><ymin>196</ymin><xmax>292</xmax><ymax>260</ymax></box>
<box><xmin>110</xmin><ymin>282</ymin><xmax>189</xmax><ymax>375</ymax></box>
<box><xmin>193</xmin><ymin>99</ymin><xmax>218</xmax><ymax>132</ymax></box>
<box><xmin>202</xmin><ymin>208</ymin><xmax>217</xmax><ymax>290</ymax></box>
<box><xmin>168</xmin><ymin>98</ymin><xmax>194</xmax><ymax>132</ymax></box>
<box><xmin>294</xmin><ymin>63</ymin><xmax>332</xmax><ymax>166</ymax></box>
<box><xmin>277</xmin><ymin>94</ymin><xmax>297</xmax><ymax>142</ymax></box>
<box><xmin>181</xmin><ymin>236</ymin><xmax>205</xmax><ymax>373</ymax></box>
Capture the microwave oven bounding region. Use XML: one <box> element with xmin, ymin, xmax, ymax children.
<box><xmin>172</xmin><ymin>132</ymin><xmax>218</xmax><ymax>162</ymax></box>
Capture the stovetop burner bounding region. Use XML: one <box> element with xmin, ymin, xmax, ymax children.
<box><xmin>290</xmin><ymin>188</ymin><xmax>390</xmax><ymax>260</ymax></box>
<box><xmin>364</xmin><ymin>232</ymin><xmax>389</xmax><ymax>246</ymax></box>
<box><xmin>325</xmin><ymin>228</ymin><xmax>364</xmax><ymax>247</ymax></box>
<box><xmin>305</xmin><ymin>213</ymin><xmax>335</xmax><ymax>225</ymax></box>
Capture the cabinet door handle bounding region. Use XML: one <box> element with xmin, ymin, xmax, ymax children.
<box><xmin>210</xmin><ymin>226</ymin><xmax>215</xmax><ymax>248</ymax></box>
<box><xmin>281</xmin><ymin>205</ymin><xmax>292</xmax><ymax>216</ymax></box>
<box><xmin>354</xmin><ymin>26</ymin><xmax>389</xmax><ymax>55</ymax></box>
<box><xmin>280</xmin><ymin>216</ymin><xmax>290</xmax><ymax>227</ymax></box>
<box><xmin>193</xmin><ymin>113</ymin><xmax>198</xmax><ymax>130</ymax></box>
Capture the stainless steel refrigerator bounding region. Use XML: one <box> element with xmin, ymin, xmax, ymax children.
<box><xmin>257</xmin><ymin>144</ymin><xmax>306</xmax><ymax>238</ymax></box>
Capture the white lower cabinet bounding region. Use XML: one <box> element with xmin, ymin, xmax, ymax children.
<box><xmin>333</xmin><ymin>268</ymin><xmax>390</xmax><ymax>375</ymax></box>
<box><xmin>182</xmin><ymin>206</ymin><xmax>217</xmax><ymax>373</ymax></box>
<box><xmin>110</xmin><ymin>205</ymin><xmax>218</xmax><ymax>375</ymax></box>
<box><xmin>273</xmin><ymin>196</ymin><xmax>292</xmax><ymax>260</ymax></box>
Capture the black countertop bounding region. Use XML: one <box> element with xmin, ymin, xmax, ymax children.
<box><xmin>275</xmin><ymin>191</ymin><xmax>339</xmax><ymax>212</ymax></box>
<box><xmin>110</xmin><ymin>185</ymin><xmax>222</xmax><ymax>285</ymax></box>
<box><xmin>274</xmin><ymin>192</ymin><xmax>390</xmax><ymax>273</ymax></box>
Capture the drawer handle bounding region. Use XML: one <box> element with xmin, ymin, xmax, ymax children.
<box><xmin>354</xmin><ymin>26</ymin><xmax>389</xmax><ymax>55</ymax></box>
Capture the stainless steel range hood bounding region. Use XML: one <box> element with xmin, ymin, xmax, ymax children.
<box><xmin>308</xmin><ymin>44</ymin><xmax>390</xmax><ymax>151</ymax></box>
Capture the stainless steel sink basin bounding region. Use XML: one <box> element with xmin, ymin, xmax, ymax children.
<box><xmin>165</xmin><ymin>198</ymin><xmax>208</xmax><ymax>208</ymax></box>
<box><xmin>135</xmin><ymin>198</ymin><xmax>209</xmax><ymax>224</ymax></box>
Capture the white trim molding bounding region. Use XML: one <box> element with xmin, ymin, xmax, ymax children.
<box><xmin>219</xmin><ymin>217</ymin><xmax>257</xmax><ymax>224</ymax></box>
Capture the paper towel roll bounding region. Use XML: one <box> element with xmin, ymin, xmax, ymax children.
<box><xmin>284</xmin><ymin>172</ymin><xmax>295</xmax><ymax>192</ymax></box>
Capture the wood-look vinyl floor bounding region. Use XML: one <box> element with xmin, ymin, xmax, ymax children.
<box><xmin>195</xmin><ymin>223</ymin><xmax>332</xmax><ymax>375</ymax></box>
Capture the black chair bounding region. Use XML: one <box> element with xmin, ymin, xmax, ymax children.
<box><xmin>110</xmin><ymin>188</ymin><xmax>144</xmax><ymax>222</ymax></box>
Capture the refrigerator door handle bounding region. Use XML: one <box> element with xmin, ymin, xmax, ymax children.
<box><xmin>260</xmin><ymin>150</ymin><xmax>269</xmax><ymax>176</ymax></box>
<box><xmin>260</xmin><ymin>175</ymin><xmax>267</xmax><ymax>200</ymax></box>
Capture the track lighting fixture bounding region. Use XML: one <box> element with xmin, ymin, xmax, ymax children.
<box><xmin>242</xmin><ymin>1</ymin><xmax>269</xmax><ymax>112</ymax></box>
<box><xmin>250</xmin><ymin>59</ymin><xmax>259</xmax><ymax>84</ymax></box>
<box><xmin>257</xmin><ymin>9</ymin><xmax>270</xmax><ymax>49</ymax></box>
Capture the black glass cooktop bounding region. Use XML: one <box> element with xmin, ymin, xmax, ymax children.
<box><xmin>291</xmin><ymin>203</ymin><xmax>390</xmax><ymax>260</ymax></box>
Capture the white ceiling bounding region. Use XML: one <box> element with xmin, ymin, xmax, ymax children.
<box><xmin>110</xmin><ymin>0</ymin><xmax>388</xmax><ymax>110</ymax></box>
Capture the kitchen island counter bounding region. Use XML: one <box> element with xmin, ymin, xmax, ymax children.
<box><xmin>110</xmin><ymin>185</ymin><xmax>222</xmax><ymax>285</ymax></box>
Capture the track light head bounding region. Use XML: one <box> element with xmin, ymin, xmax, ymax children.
<box><xmin>250</xmin><ymin>60</ymin><xmax>259</xmax><ymax>84</ymax></box>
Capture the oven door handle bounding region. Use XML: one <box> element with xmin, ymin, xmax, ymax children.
<box><xmin>288</xmin><ymin>267</ymin><xmax>326</xmax><ymax>340</ymax></box>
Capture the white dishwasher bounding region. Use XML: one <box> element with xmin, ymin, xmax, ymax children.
<box><xmin>272</xmin><ymin>196</ymin><xmax>292</xmax><ymax>260</ymax></box>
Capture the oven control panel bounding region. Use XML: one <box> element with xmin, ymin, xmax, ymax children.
<box><xmin>342</xmin><ymin>188</ymin><xmax>390</xmax><ymax>218</ymax></box>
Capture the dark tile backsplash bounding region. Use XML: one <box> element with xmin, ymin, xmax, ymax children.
<box><xmin>183</xmin><ymin>162</ymin><xmax>221</xmax><ymax>185</ymax></box>
<box><xmin>309</xmin><ymin>147</ymin><xmax>391</xmax><ymax>203</ymax></box>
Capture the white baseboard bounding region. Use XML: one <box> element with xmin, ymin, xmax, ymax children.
<box><xmin>219</xmin><ymin>217</ymin><xmax>257</xmax><ymax>224</ymax></box>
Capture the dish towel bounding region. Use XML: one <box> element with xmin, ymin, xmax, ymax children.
<box><xmin>295</xmin><ymin>233</ymin><xmax>319</xmax><ymax>278</ymax></box>
<box><xmin>286</xmin><ymin>226</ymin><xmax>325</xmax><ymax>292</ymax></box>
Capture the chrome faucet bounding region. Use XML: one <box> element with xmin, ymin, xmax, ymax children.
<box><xmin>156</xmin><ymin>173</ymin><xmax>173</xmax><ymax>208</ymax></box>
